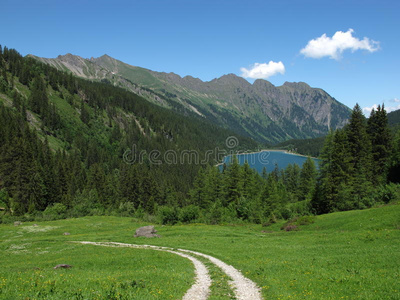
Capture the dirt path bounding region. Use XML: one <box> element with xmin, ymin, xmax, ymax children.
<box><xmin>179</xmin><ymin>248</ymin><xmax>263</xmax><ymax>300</ymax></box>
<box><xmin>75</xmin><ymin>241</ymin><xmax>263</xmax><ymax>300</ymax></box>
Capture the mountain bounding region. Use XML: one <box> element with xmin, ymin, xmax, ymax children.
<box><xmin>388</xmin><ymin>108</ymin><xmax>400</xmax><ymax>129</ymax></box>
<box><xmin>1</xmin><ymin>46</ymin><xmax>259</xmax><ymax>215</ymax></box>
<box><xmin>29</xmin><ymin>53</ymin><xmax>351</xmax><ymax>144</ymax></box>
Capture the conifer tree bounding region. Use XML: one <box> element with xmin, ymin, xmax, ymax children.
<box><xmin>388</xmin><ymin>130</ymin><xmax>400</xmax><ymax>183</ymax></box>
<box><xmin>80</xmin><ymin>100</ymin><xmax>90</xmax><ymax>125</ymax></box>
<box><xmin>367</xmin><ymin>104</ymin><xmax>392</xmax><ymax>184</ymax></box>
<box><xmin>299</xmin><ymin>157</ymin><xmax>317</xmax><ymax>201</ymax></box>
<box><xmin>346</xmin><ymin>104</ymin><xmax>372</xmax><ymax>180</ymax></box>
<box><xmin>29</xmin><ymin>75</ymin><xmax>49</xmax><ymax>116</ymax></box>
<box><xmin>223</xmin><ymin>156</ymin><xmax>241</xmax><ymax>206</ymax></box>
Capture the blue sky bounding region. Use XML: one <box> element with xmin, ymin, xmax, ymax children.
<box><xmin>1</xmin><ymin>0</ymin><xmax>399</xmax><ymax>114</ymax></box>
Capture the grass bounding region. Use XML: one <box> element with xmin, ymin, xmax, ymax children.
<box><xmin>1</xmin><ymin>204</ymin><xmax>399</xmax><ymax>299</ymax></box>
<box><xmin>0</xmin><ymin>219</ymin><xmax>193</xmax><ymax>299</ymax></box>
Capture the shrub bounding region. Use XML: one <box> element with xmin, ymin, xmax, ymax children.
<box><xmin>207</xmin><ymin>199</ymin><xmax>224</xmax><ymax>225</ymax></box>
<box><xmin>179</xmin><ymin>205</ymin><xmax>200</xmax><ymax>223</ymax></box>
<box><xmin>376</xmin><ymin>183</ymin><xmax>400</xmax><ymax>204</ymax></box>
<box><xmin>262</xmin><ymin>213</ymin><xmax>277</xmax><ymax>227</ymax></box>
<box><xmin>236</xmin><ymin>196</ymin><xmax>250</xmax><ymax>220</ymax></box>
<box><xmin>157</xmin><ymin>206</ymin><xmax>179</xmax><ymax>225</ymax></box>
<box><xmin>69</xmin><ymin>189</ymin><xmax>99</xmax><ymax>218</ymax></box>
<box><xmin>43</xmin><ymin>203</ymin><xmax>67</xmax><ymax>220</ymax></box>
<box><xmin>118</xmin><ymin>202</ymin><xmax>135</xmax><ymax>217</ymax></box>
<box><xmin>133</xmin><ymin>205</ymin><xmax>145</xmax><ymax>219</ymax></box>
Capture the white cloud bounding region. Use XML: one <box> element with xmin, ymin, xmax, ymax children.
<box><xmin>300</xmin><ymin>29</ymin><xmax>380</xmax><ymax>60</ymax></box>
<box><xmin>363</xmin><ymin>104</ymin><xmax>379</xmax><ymax>116</ymax></box>
<box><xmin>363</xmin><ymin>103</ymin><xmax>400</xmax><ymax>117</ymax></box>
<box><xmin>390</xmin><ymin>98</ymin><xmax>400</xmax><ymax>103</ymax></box>
<box><xmin>240</xmin><ymin>61</ymin><xmax>285</xmax><ymax>79</ymax></box>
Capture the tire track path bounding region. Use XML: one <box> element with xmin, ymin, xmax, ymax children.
<box><xmin>75</xmin><ymin>241</ymin><xmax>262</xmax><ymax>300</ymax></box>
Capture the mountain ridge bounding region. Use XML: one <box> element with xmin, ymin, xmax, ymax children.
<box><xmin>29</xmin><ymin>53</ymin><xmax>351</xmax><ymax>144</ymax></box>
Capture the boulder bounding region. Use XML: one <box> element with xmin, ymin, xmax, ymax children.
<box><xmin>134</xmin><ymin>225</ymin><xmax>160</xmax><ymax>238</ymax></box>
<box><xmin>63</xmin><ymin>232</ymin><xmax>70</xmax><ymax>235</ymax></box>
<box><xmin>14</xmin><ymin>221</ymin><xmax>22</xmax><ymax>226</ymax></box>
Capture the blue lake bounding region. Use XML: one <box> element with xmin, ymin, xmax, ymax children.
<box><xmin>221</xmin><ymin>150</ymin><xmax>320</xmax><ymax>174</ymax></box>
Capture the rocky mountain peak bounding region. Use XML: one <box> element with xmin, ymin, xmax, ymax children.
<box><xmin>212</xmin><ymin>73</ymin><xmax>251</xmax><ymax>88</ymax></box>
<box><xmin>253</xmin><ymin>79</ymin><xmax>276</xmax><ymax>90</ymax></box>
<box><xmin>282</xmin><ymin>81</ymin><xmax>311</xmax><ymax>90</ymax></box>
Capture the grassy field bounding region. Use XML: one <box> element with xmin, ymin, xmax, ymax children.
<box><xmin>1</xmin><ymin>204</ymin><xmax>399</xmax><ymax>299</ymax></box>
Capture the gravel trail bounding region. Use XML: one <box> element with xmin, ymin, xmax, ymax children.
<box><xmin>179</xmin><ymin>249</ymin><xmax>262</xmax><ymax>300</ymax></box>
<box><xmin>77</xmin><ymin>241</ymin><xmax>210</xmax><ymax>300</ymax></box>
<box><xmin>75</xmin><ymin>241</ymin><xmax>263</xmax><ymax>300</ymax></box>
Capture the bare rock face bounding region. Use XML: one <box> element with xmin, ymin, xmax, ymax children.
<box><xmin>134</xmin><ymin>226</ymin><xmax>160</xmax><ymax>238</ymax></box>
<box><xmin>54</xmin><ymin>264</ymin><xmax>72</xmax><ymax>269</ymax></box>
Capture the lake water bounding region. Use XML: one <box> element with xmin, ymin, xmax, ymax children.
<box><xmin>221</xmin><ymin>150</ymin><xmax>320</xmax><ymax>174</ymax></box>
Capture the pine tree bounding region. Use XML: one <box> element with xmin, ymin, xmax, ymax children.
<box><xmin>312</xmin><ymin>130</ymin><xmax>353</xmax><ymax>213</ymax></box>
<box><xmin>284</xmin><ymin>163</ymin><xmax>301</xmax><ymax>201</ymax></box>
<box><xmin>367</xmin><ymin>104</ymin><xmax>392</xmax><ymax>184</ymax></box>
<box><xmin>29</xmin><ymin>75</ymin><xmax>49</xmax><ymax>116</ymax></box>
<box><xmin>388</xmin><ymin>129</ymin><xmax>400</xmax><ymax>183</ymax></box>
<box><xmin>344</xmin><ymin>104</ymin><xmax>375</xmax><ymax>208</ymax></box>
<box><xmin>299</xmin><ymin>157</ymin><xmax>317</xmax><ymax>201</ymax></box>
<box><xmin>223</xmin><ymin>156</ymin><xmax>241</xmax><ymax>206</ymax></box>
<box><xmin>346</xmin><ymin>104</ymin><xmax>373</xmax><ymax>180</ymax></box>
<box><xmin>80</xmin><ymin>100</ymin><xmax>90</xmax><ymax>125</ymax></box>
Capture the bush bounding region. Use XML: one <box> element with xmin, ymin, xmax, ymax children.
<box><xmin>207</xmin><ymin>200</ymin><xmax>224</xmax><ymax>225</ymax></box>
<box><xmin>118</xmin><ymin>202</ymin><xmax>135</xmax><ymax>217</ymax></box>
<box><xmin>262</xmin><ymin>213</ymin><xmax>277</xmax><ymax>227</ymax></box>
<box><xmin>68</xmin><ymin>189</ymin><xmax>99</xmax><ymax>218</ymax></box>
<box><xmin>133</xmin><ymin>205</ymin><xmax>145</xmax><ymax>219</ymax></box>
<box><xmin>376</xmin><ymin>183</ymin><xmax>400</xmax><ymax>204</ymax></box>
<box><xmin>43</xmin><ymin>203</ymin><xmax>67</xmax><ymax>220</ymax></box>
<box><xmin>179</xmin><ymin>205</ymin><xmax>200</xmax><ymax>223</ymax></box>
<box><xmin>236</xmin><ymin>197</ymin><xmax>250</xmax><ymax>220</ymax></box>
<box><xmin>157</xmin><ymin>206</ymin><xmax>178</xmax><ymax>225</ymax></box>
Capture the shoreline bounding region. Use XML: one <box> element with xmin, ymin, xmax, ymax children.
<box><xmin>216</xmin><ymin>149</ymin><xmax>319</xmax><ymax>167</ymax></box>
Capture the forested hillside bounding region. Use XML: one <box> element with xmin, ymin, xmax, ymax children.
<box><xmin>273</xmin><ymin>136</ymin><xmax>326</xmax><ymax>157</ymax></box>
<box><xmin>181</xmin><ymin>104</ymin><xmax>400</xmax><ymax>224</ymax></box>
<box><xmin>0</xmin><ymin>45</ymin><xmax>257</xmax><ymax>219</ymax></box>
<box><xmin>273</xmin><ymin>107</ymin><xmax>400</xmax><ymax>158</ymax></box>
<box><xmin>388</xmin><ymin>108</ymin><xmax>400</xmax><ymax>130</ymax></box>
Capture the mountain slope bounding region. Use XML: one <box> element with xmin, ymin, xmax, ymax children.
<box><xmin>1</xmin><ymin>46</ymin><xmax>259</xmax><ymax>215</ymax></box>
<box><xmin>30</xmin><ymin>53</ymin><xmax>351</xmax><ymax>144</ymax></box>
<box><xmin>388</xmin><ymin>108</ymin><xmax>400</xmax><ymax>130</ymax></box>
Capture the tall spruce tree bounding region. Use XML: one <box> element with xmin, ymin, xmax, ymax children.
<box><xmin>345</xmin><ymin>104</ymin><xmax>373</xmax><ymax>208</ymax></box>
<box><xmin>299</xmin><ymin>157</ymin><xmax>317</xmax><ymax>202</ymax></box>
<box><xmin>29</xmin><ymin>75</ymin><xmax>49</xmax><ymax>116</ymax></box>
<box><xmin>367</xmin><ymin>104</ymin><xmax>392</xmax><ymax>184</ymax></box>
<box><xmin>223</xmin><ymin>156</ymin><xmax>241</xmax><ymax>206</ymax></box>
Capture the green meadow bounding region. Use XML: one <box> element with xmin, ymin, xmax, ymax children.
<box><xmin>1</xmin><ymin>204</ymin><xmax>399</xmax><ymax>299</ymax></box>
